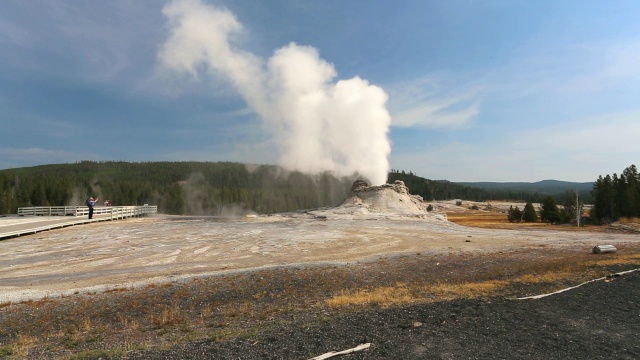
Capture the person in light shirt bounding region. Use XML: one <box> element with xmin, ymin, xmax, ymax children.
<box><xmin>86</xmin><ymin>196</ymin><xmax>99</xmax><ymax>219</ymax></box>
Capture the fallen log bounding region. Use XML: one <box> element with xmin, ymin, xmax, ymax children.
<box><xmin>517</xmin><ymin>268</ymin><xmax>639</xmax><ymax>300</ymax></box>
<box><xmin>310</xmin><ymin>343</ymin><xmax>372</xmax><ymax>360</ymax></box>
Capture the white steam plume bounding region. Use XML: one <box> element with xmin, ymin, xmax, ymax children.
<box><xmin>159</xmin><ymin>0</ymin><xmax>391</xmax><ymax>185</ymax></box>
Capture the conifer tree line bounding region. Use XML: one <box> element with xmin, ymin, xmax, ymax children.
<box><xmin>0</xmin><ymin>161</ymin><xmax>354</xmax><ymax>215</ymax></box>
<box><xmin>507</xmin><ymin>202</ymin><xmax>539</xmax><ymax>223</ymax></box>
<box><xmin>505</xmin><ymin>164</ymin><xmax>640</xmax><ymax>225</ymax></box>
<box><xmin>0</xmin><ymin>161</ymin><xmax>616</xmax><ymax>217</ymax></box>
<box><xmin>0</xmin><ymin>162</ymin><xmax>477</xmax><ymax>215</ymax></box>
<box><xmin>388</xmin><ymin>170</ymin><xmax>491</xmax><ymax>201</ymax></box>
<box><xmin>507</xmin><ymin>195</ymin><xmax>578</xmax><ymax>225</ymax></box>
<box><xmin>590</xmin><ymin>164</ymin><xmax>640</xmax><ymax>223</ymax></box>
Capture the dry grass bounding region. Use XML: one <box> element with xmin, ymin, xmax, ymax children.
<box><xmin>149</xmin><ymin>303</ymin><xmax>187</xmax><ymax>329</ymax></box>
<box><xmin>326</xmin><ymin>283</ymin><xmax>416</xmax><ymax>308</ymax></box>
<box><xmin>13</xmin><ymin>334</ymin><xmax>36</xmax><ymax>358</ymax></box>
<box><xmin>619</xmin><ymin>217</ymin><xmax>640</xmax><ymax>224</ymax></box>
<box><xmin>425</xmin><ymin>280</ymin><xmax>510</xmax><ymax>299</ymax></box>
<box><xmin>325</xmin><ymin>252</ymin><xmax>640</xmax><ymax>309</ymax></box>
<box><xmin>325</xmin><ymin>280</ymin><xmax>511</xmax><ymax>308</ymax></box>
<box><xmin>446</xmin><ymin>212</ymin><xmax>544</xmax><ymax>229</ymax></box>
<box><xmin>446</xmin><ymin>212</ymin><xmax>604</xmax><ymax>231</ymax></box>
<box><xmin>585</xmin><ymin>253</ymin><xmax>640</xmax><ymax>266</ymax></box>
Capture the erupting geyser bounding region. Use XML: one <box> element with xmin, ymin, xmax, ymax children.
<box><xmin>159</xmin><ymin>0</ymin><xmax>392</xmax><ymax>185</ymax></box>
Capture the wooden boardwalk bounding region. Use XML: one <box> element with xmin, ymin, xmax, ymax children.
<box><xmin>0</xmin><ymin>206</ymin><xmax>157</xmax><ymax>240</ymax></box>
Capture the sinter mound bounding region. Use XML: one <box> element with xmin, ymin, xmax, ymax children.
<box><xmin>308</xmin><ymin>180</ymin><xmax>447</xmax><ymax>220</ymax></box>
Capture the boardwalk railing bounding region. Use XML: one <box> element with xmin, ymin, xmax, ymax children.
<box><xmin>17</xmin><ymin>205</ymin><xmax>157</xmax><ymax>219</ymax></box>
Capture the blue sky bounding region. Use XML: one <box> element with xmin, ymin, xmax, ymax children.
<box><xmin>1</xmin><ymin>0</ymin><xmax>638</xmax><ymax>182</ymax></box>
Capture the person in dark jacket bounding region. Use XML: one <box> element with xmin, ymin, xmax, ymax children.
<box><xmin>86</xmin><ymin>197</ymin><xmax>99</xmax><ymax>219</ymax></box>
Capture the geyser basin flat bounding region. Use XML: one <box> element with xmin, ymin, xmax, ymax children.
<box><xmin>1</xmin><ymin>214</ymin><xmax>637</xmax><ymax>304</ymax></box>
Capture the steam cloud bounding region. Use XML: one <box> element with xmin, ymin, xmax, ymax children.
<box><xmin>158</xmin><ymin>0</ymin><xmax>391</xmax><ymax>185</ymax></box>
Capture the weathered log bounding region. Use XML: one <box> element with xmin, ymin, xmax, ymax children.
<box><xmin>592</xmin><ymin>245</ymin><xmax>617</xmax><ymax>254</ymax></box>
<box><xmin>517</xmin><ymin>268</ymin><xmax>639</xmax><ymax>300</ymax></box>
<box><xmin>310</xmin><ymin>343</ymin><xmax>372</xmax><ymax>360</ymax></box>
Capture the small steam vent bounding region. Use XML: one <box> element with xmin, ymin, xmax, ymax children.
<box><xmin>350</xmin><ymin>179</ymin><xmax>371</xmax><ymax>192</ymax></box>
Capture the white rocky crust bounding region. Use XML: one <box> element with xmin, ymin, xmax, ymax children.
<box><xmin>305</xmin><ymin>180</ymin><xmax>447</xmax><ymax>220</ymax></box>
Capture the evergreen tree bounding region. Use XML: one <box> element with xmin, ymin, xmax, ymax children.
<box><xmin>620</xmin><ymin>165</ymin><xmax>640</xmax><ymax>217</ymax></box>
<box><xmin>31</xmin><ymin>184</ymin><xmax>48</xmax><ymax>206</ymax></box>
<box><xmin>507</xmin><ymin>206</ymin><xmax>522</xmax><ymax>222</ymax></box>
<box><xmin>591</xmin><ymin>176</ymin><xmax>605</xmax><ymax>222</ymax></box>
<box><xmin>590</xmin><ymin>169</ymin><xmax>630</xmax><ymax>223</ymax></box>
<box><xmin>522</xmin><ymin>202</ymin><xmax>538</xmax><ymax>222</ymax></box>
<box><xmin>540</xmin><ymin>196</ymin><xmax>564</xmax><ymax>224</ymax></box>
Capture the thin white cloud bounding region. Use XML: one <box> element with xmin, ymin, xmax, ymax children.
<box><xmin>228</xmin><ymin>107</ymin><xmax>254</xmax><ymax>117</ymax></box>
<box><xmin>496</xmin><ymin>35</ymin><xmax>640</xmax><ymax>98</ymax></box>
<box><xmin>156</xmin><ymin>137</ymin><xmax>278</xmax><ymax>166</ymax></box>
<box><xmin>605</xmin><ymin>40</ymin><xmax>640</xmax><ymax>79</ymax></box>
<box><xmin>514</xmin><ymin>110</ymin><xmax>640</xmax><ymax>162</ymax></box>
<box><xmin>0</xmin><ymin>2</ymin><xmax>163</xmax><ymax>82</ymax></box>
<box><xmin>552</xmin><ymin>40</ymin><xmax>640</xmax><ymax>95</ymax></box>
<box><xmin>0</xmin><ymin>19</ymin><xmax>33</xmax><ymax>48</ymax></box>
<box><xmin>387</xmin><ymin>76</ymin><xmax>481</xmax><ymax>129</ymax></box>
<box><xmin>391</xmin><ymin>139</ymin><xmax>540</xmax><ymax>182</ymax></box>
<box><xmin>390</xmin><ymin>107</ymin><xmax>640</xmax><ymax>183</ymax></box>
<box><xmin>392</xmin><ymin>100</ymin><xmax>479</xmax><ymax>129</ymax></box>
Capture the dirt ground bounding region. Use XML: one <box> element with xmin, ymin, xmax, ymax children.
<box><xmin>121</xmin><ymin>270</ymin><xmax>640</xmax><ymax>360</ymax></box>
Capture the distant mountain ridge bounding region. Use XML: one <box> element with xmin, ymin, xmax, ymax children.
<box><xmin>456</xmin><ymin>180</ymin><xmax>593</xmax><ymax>195</ymax></box>
<box><xmin>388</xmin><ymin>171</ymin><xmax>593</xmax><ymax>203</ymax></box>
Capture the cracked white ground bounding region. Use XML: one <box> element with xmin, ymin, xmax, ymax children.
<box><xmin>2</xmin><ymin>210</ymin><xmax>637</xmax><ymax>304</ymax></box>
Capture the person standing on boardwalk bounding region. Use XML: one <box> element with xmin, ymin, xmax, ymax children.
<box><xmin>86</xmin><ymin>197</ymin><xmax>98</xmax><ymax>219</ymax></box>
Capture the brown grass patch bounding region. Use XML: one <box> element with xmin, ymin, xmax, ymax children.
<box><xmin>149</xmin><ymin>303</ymin><xmax>187</xmax><ymax>329</ymax></box>
<box><xmin>326</xmin><ymin>251</ymin><xmax>640</xmax><ymax>309</ymax></box>
<box><xmin>446</xmin><ymin>212</ymin><xmax>545</xmax><ymax>229</ymax></box>
<box><xmin>586</xmin><ymin>253</ymin><xmax>640</xmax><ymax>267</ymax></box>
<box><xmin>325</xmin><ymin>280</ymin><xmax>511</xmax><ymax>308</ymax></box>
<box><xmin>446</xmin><ymin>212</ymin><xmax>604</xmax><ymax>232</ymax></box>
<box><xmin>13</xmin><ymin>334</ymin><xmax>37</xmax><ymax>358</ymax></box>
<box><xmin>619</xmin><ymin>217</ymin><xmax>640</xmax><ymax>224</ymax></box>
<box><xmin>326</xmin><ymin>283</ymin><xmax>416</xmax><ymax>308</ymax></box>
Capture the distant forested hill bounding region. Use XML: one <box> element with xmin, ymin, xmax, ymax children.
<box><xmin>457</xmin><ymin>180</ymin><xmax>593</xmax><ymax>195</ymax></box>
<box><xmin>0</xmin><ymin>162</ymin><xmax>595</xmax><ymax>215</ymax></box>
<box><xmin>0</xmin><ymin>161</ymin><xmax>354</xmax><ymax>215</ymax></box>
<box><xmin>388</xmin><ymin>170</ymin><xmax>593</xmax><ymax>204</ymax></box>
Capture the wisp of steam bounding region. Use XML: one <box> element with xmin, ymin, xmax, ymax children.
<box><xmin>158</xmin><ymin>0</ymin><xmax>392</xmax><ymax>185</ymax></box>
